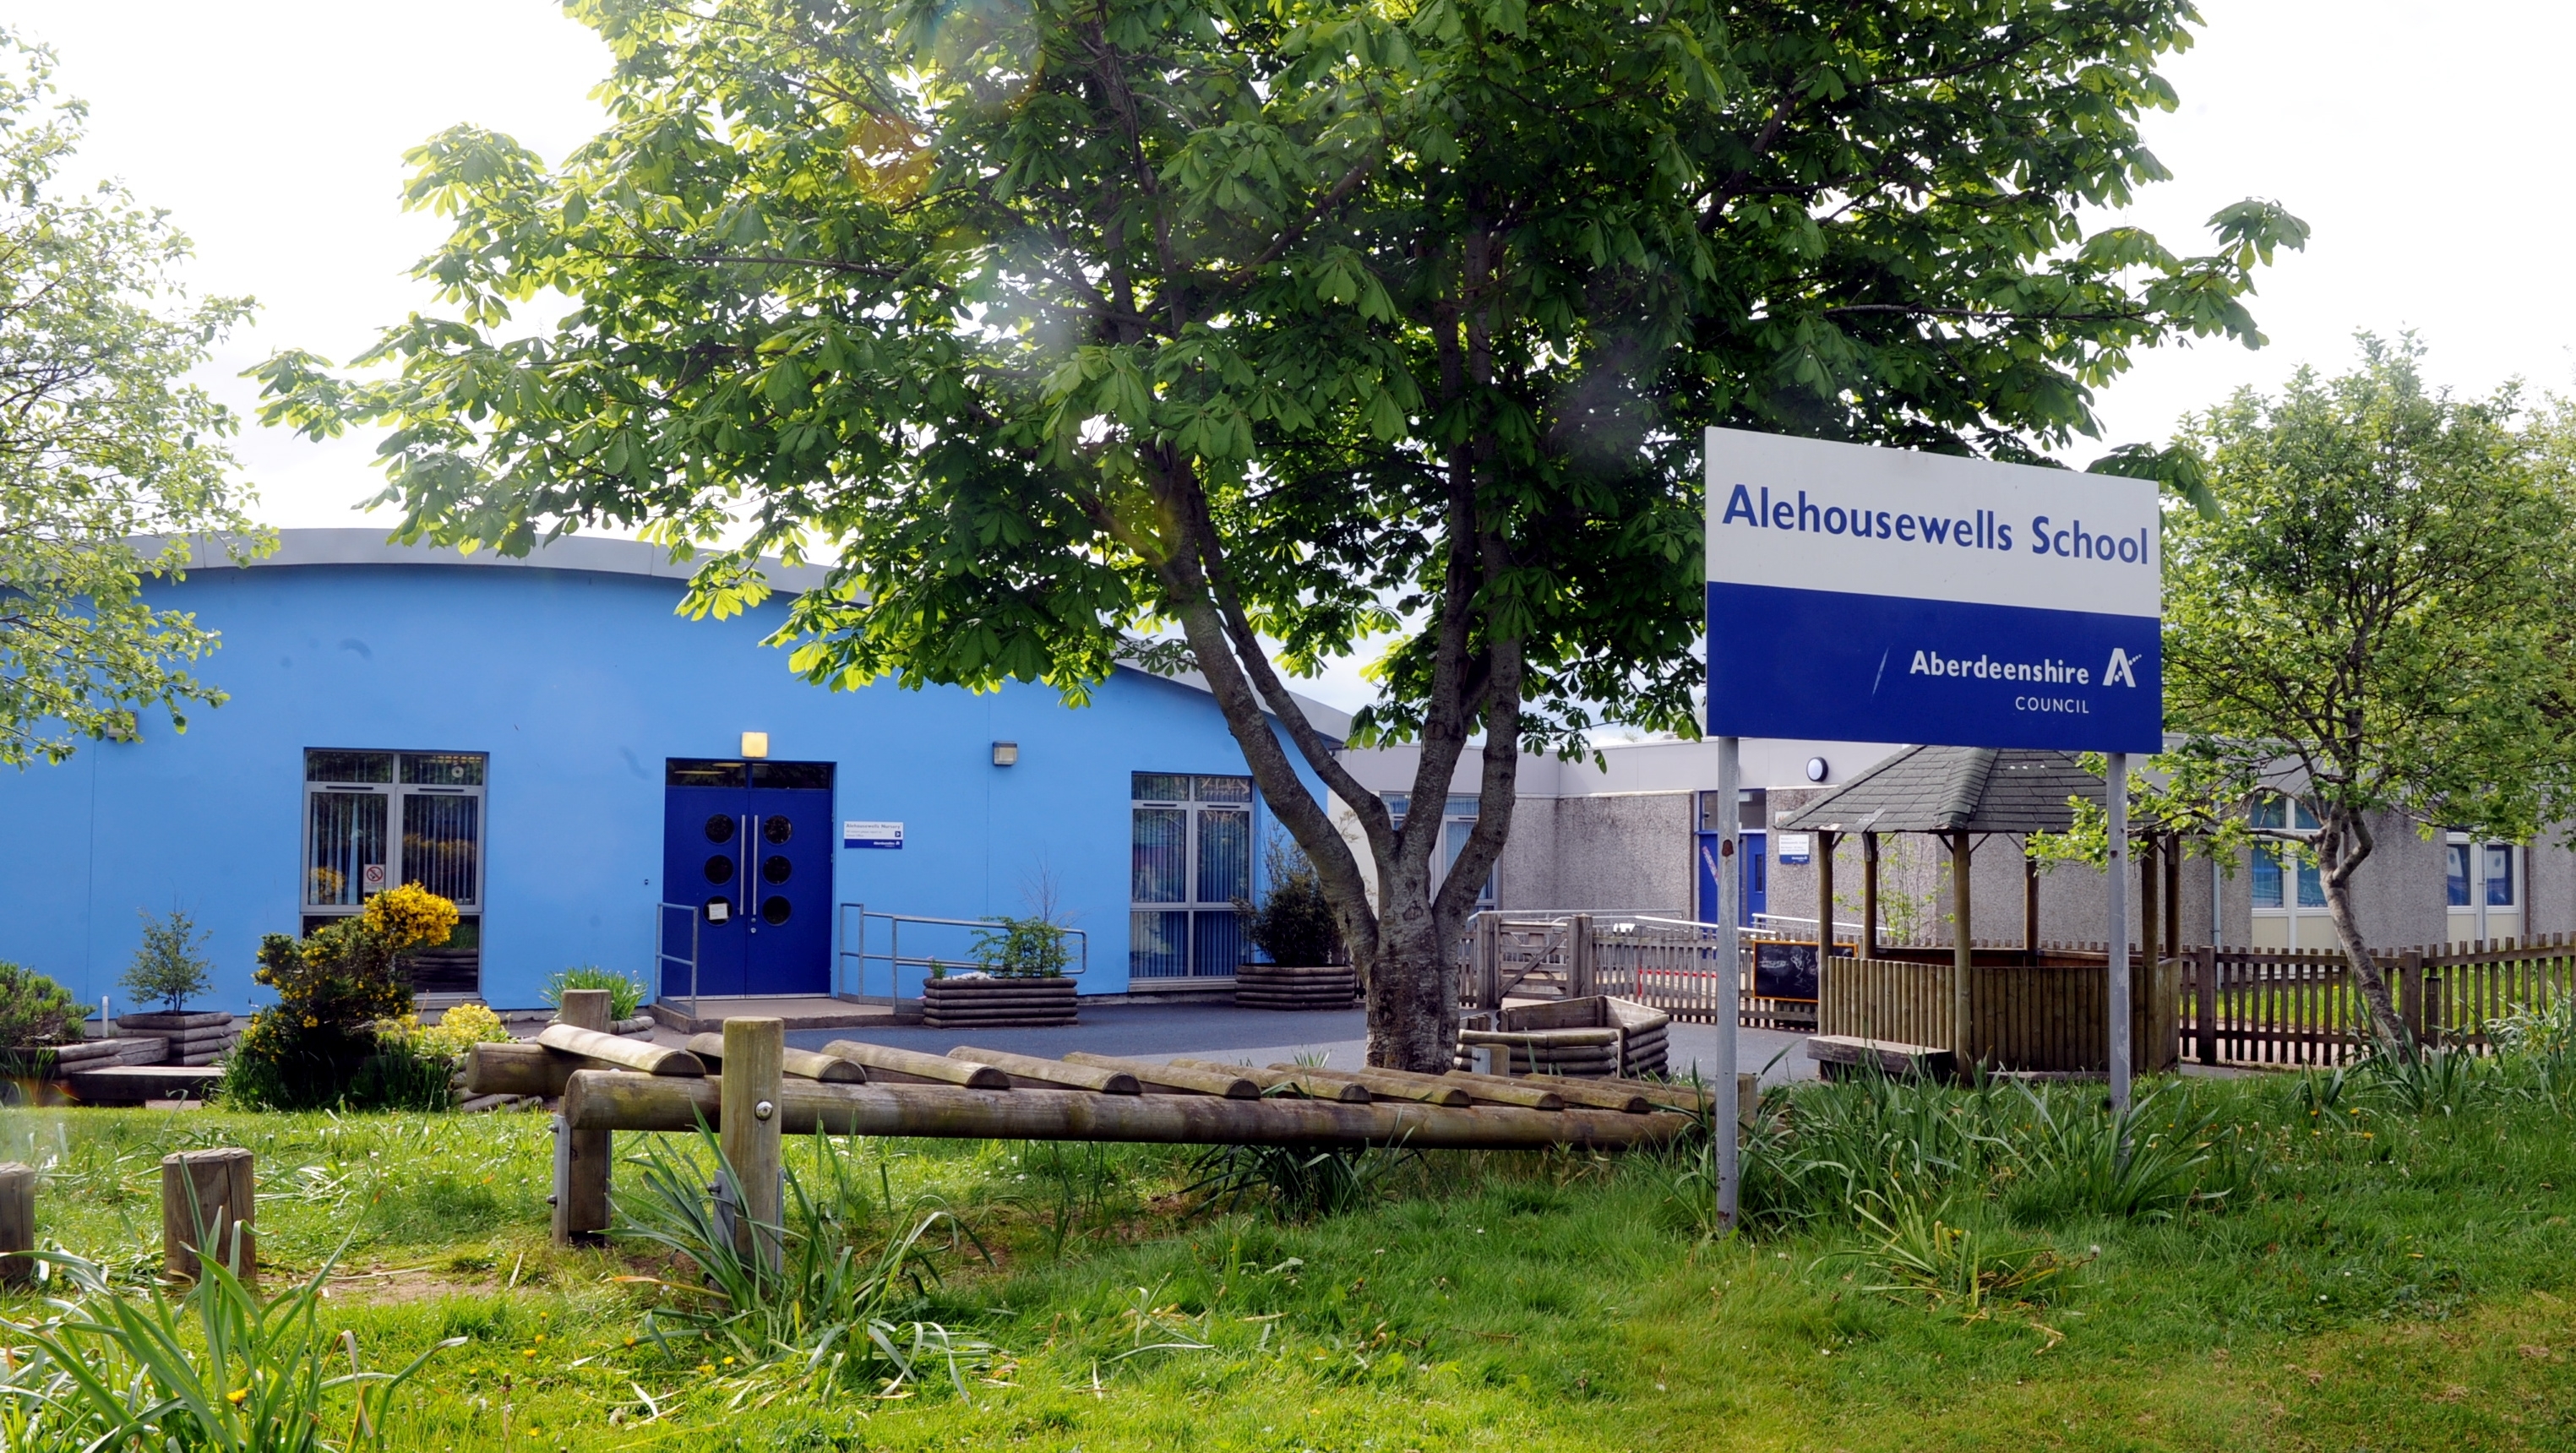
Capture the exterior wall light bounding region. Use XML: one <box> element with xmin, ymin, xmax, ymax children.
<box><xmin>1805</xmin><ymin>755</ymin><xmax>1829</xmax><ymax>782</ymax></box>
<box><xmin>992</xmin><ymin>741</ymin><xmax>1019</xmax><ymax>766</ymax></box>
<box><xmin>741</xmin><ymin>732</ymin><xmax>770</xmax><ymax>759</ymax></box>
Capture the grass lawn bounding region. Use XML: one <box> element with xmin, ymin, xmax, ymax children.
<box><xmin>3</xmin><ymin>1064</ymin><xmax>2573</xmax><ymax>1451</ymax></box>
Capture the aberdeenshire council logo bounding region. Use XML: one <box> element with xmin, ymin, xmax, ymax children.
<box><xmin>1908</xmin><ymin>646</ymin><xmax>2146</xmax><ymax>715</ymax></box>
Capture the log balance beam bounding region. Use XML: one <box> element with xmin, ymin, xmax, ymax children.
<box><xmin>466</xmin><ymin>1020</ymin><xmax>1694</xmax><ymax>1245</ymax></box>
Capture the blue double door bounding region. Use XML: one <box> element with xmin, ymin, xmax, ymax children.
<box><xmin>662</xmin><ymin>759</ymin><xmax>835</xmax><ymax>998</ymax></box>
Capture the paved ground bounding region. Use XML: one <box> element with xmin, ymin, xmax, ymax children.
<box><xmin>784</xmin><ymin>1003</ymin><xmax>1820</xmax><ymax>1085</ymax></box>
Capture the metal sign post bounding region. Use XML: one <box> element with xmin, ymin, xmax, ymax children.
<box><xmin>1712</xmin><ymin>735</ymin><xmax>1740</xmax><ymax>1232</ymax></box>
<box><xmin>2105</xmin><ymin>750</ymin><xmax>2132</xmax><ymax>1117</ymax></box>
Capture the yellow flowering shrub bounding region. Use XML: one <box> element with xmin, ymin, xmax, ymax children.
<box><xmin>362</xmin><ymin>882</ymin><xmax>459</xmax><ymax>952</ymax></box>
<box><xmin>400</xmin><ymin>1001</ymin><xmax>511</xmax><ymax>1058</ymax></box>
<box><xmin>226</xmin><ymin>882</ymin><xmax>464</xmax><ymax>1110</ymax></box>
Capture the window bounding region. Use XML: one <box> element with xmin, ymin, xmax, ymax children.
<box><xmin>1386</xmin><ymin>792</ymin><xmax>1495</xmax><ymax>911</ymax></box>
<box><xmin>303</xmin><ymin>749</ymin><xmax>487</xmax><ymax>994</ymax></box>
<box><xmin>2444</xmin><ymin>831</ymin><xmax>2518</xmax><ymax>910</ymax></box>
<box><xmin>1131</xmin><ymin>773</ymin><xmax>1253</xmax><ymax>977</ymax></box>
<box><xmin>2248</xmin><ymin>794</ymin><xmax>2324</xmax><ymax>912</ymax></box>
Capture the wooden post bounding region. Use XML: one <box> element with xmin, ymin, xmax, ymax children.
<box><xmin>2196</xmin><ymin>944</ymin><xmax>2219</xmax><ymax>1066</ymax></box>
<box><xmin>2140</xmin><ymin>832</ymin><xmax>2161</xmax><ymax>1004</ymax></box>
<box><xmin>161</xmin><ymin>1146</ymin><xmax>254</xmax><ymax>1282</ymax></box>
<box><xmin>2400</xmin><ymin>948</ymin><xmax>2426</xmax><ymax>1044</ymax></box>
<box><xmin>2164</xmin><ymin>833</ymin><xmax>2181</xmax><ymax>950</ymax></box>
<box><xmin>1861</xmin><ymin>832</ymin><xmax>1880</xmax><ymax>955</ymax></box>
<box><xmin>720</xmin><ymin>1016</ymin><xmax>785</xmax><ymax>1269</ymax></box>
<box><xmin>1951</xmin><ymin>830</ymin><xmax>1974</xmax><ymax>1060</ymax></box>
<box><xmin>1816</xmin><ymin>830</ymin><xmax>1838</xmax><ymax>959</ymax></box>
<box><xmin>0</xmin><ymin>1161</ymin><xmax>33</xmax><ymax>1286</ymax></box>
<box><xmin>1569</xmin><ymin>914</ymin><xmax>1595</xmax><ymax>999</ymax></box>
<box><xmin>553</xmin><ymin>988</ymin><xmax>614</xmax><ymax>1245</ymax></box>
<box><xmin>2023</xmin><ymin>845</ymin><xmax>2041</xmax><ymax>966</ymax></box>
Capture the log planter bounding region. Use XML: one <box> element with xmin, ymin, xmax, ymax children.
<box><xmin>920</xmin><ymin>974</ymin><xmax>1077</xmax><ymax>1029</ymax></box>
<box><xmin>1455</xmin><ymin>995</ymin><xmax>1669</xmax><ymax>1079</ymax></box>
<box><xmin>1234</xmin><ymin>964</ymin><xmax>1357</xmax><ymax>1011</ymax></box>
<box><xmin>117</xmin><ymin>1012</ymin><xmax>239</xmax><ymax>1067</ymax></box>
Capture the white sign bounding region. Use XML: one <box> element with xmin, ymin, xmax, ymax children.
<box><xmin>361</xmin><ymin>863</ymin><xmax>387</xmax><ymax>891</ymax></box>
<box><xmin>1776</xmin><ymin>832</ymin><xmax>1812</xmax><ymax>864</ymax></box>
<box><xmin>1705</xmin><ymin>427</ymin><xmax>2163</xmax><ymax>752</ymax></box>
<box><xmin>843</xmin><ymin>820</ymin><xmax>904</xmax><ymax>850</ymax></box>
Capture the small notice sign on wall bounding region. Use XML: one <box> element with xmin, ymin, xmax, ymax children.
<box><xmin>361</xmin><ymin>863</ymin><xmax>387</xmax><ymax>891</ymax></box>
<box><xmin>843</xmin><ymin>821</ymin><xmax>903</xmax><ymax>850</ymax></box>
<box><xmin>1775</xmin><ymin>833</ymin><xmax>1812</xmax><ymax>864</ymax></box>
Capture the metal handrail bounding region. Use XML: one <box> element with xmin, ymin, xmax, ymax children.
<box><xmin>655</xmin><ymin>901</ymin><xmax>701</xmax><ymax>1019</ymax></box>
<box><xmin>836</xmin><ymin>903</ymin><xmax>1088</xmax><ymax>1004</ymax></box>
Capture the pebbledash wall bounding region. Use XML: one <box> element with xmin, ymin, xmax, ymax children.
<box><xmin>0</xmin><ymin>531</ymin><xmax>1336</xmax><ymax>1014</ymax></box>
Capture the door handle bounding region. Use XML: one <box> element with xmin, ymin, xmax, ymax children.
<box><xmin>742</xmin><ymin>814</ymin><xmax>754</xmax><ymax>922</ymax></box>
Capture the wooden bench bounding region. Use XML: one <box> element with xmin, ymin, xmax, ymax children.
<box><xmin>1803</xmin><ymin>1035</ymin><xmax>1958</xmax><ymax>1080</ymax></box>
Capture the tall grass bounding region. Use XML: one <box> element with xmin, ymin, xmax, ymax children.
<box><xmin>0</xmin><ymin>1242</ymin><xmax>456</xmax><ymax>1450</ymax></box>
<box><xmin>611</xmin><ymin>1129</ymin><xmax>989</xmax><ymax>1402</ymax></box>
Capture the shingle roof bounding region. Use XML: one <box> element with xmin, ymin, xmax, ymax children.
<box><xmin>1777</xmin><ymin>745</ymin><xmax>2107</xmax><ymax>834</ymax></box>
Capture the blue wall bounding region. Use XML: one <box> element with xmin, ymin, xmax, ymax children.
<box><xmin>0</xmin><ymin>562</ymin><xmax>1310</xmax><ymax>1009</ymax></box>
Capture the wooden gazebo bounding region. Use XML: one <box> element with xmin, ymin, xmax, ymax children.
<box><xmin>1779</xmin><ymin>746</ymin><xmax>2181</xmax><ymax>1073</ymax></box>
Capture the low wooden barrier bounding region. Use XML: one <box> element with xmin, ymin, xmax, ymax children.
<box><xmin>1816</xmin><ymin>952</ymin><xmax>2182</xmax><ymax>1074</ymax></box>
<box><xmin>466</xmin><ymin>1020</ymin><xmax>1691</xmax><ymax>1245</ymax></box>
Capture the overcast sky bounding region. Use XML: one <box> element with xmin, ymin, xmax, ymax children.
<box><xmin>8</xmin><ymin>1</ymin><xmax>2570</xmax><ymax>710</ymax></box>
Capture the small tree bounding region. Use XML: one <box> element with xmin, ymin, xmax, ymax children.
<box><xmin>1238</xmin><ymin>835</ymin><xmax>1344</xmax><ymax>967</ymax></box>
<box><xmin>121</xmin><ymin>907</ymin><xmax>213</xmax><ymax>1014</ymax></box>
<box><xmin>2159</xmin><ymin>340</ymin><xmax>2576</xmax><ymax>1048</ymax></box>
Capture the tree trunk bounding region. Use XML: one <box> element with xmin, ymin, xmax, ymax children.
<box><xmin>1365</xmin><ymin>858</ymin><xmax>1459</xmax><ymax>1072</ymax></box>
<box><xmin>2316</xmin><ymin>808</ymin><xmax>2410</xmax><ymax>1049</ymax></box>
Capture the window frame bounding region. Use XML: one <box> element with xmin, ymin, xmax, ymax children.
<box><xmin>1130</xmin><ymin>772</ymin><xmax>1256</xmax><ymax>978</ymax></box>
<box><xmin>301</xmin><ymin>748</ymin><xmax>489</xmax><ymax>993</ymax></box>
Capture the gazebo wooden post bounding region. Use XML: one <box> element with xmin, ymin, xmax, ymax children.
<box><xmin>1950</xmin><ymin>830</ymin><xmax>1974</xmax><ymax>1060</ymax></box>
<box><xmin>1816</xmin><ymin>830</ymin><xmax>1838</xmax><ymax>957</ymax></box>
<box><xmin>2023</xmin><ymin>844</ymin><xmax>2040</xmax><ymax>965</ymax></box>
<box><xmin>2165</xmin><ymin>832</ymin><xmax>2181</xmax><ymax>948</ymax></box>
<box><xmin>1861</xmin><ymin>832</ymin><xmax>1881</xmax><ymax>956</ymax></box>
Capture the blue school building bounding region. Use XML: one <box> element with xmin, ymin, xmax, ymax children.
<box><xmin>0</xmin><ymin>531</ymin><xmax>1332</xmax><ymax>1014</ymax></box>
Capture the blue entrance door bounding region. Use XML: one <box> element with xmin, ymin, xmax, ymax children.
<box><xmin>662</xmin><ymin>760</ymin><xmax>835</xmax><ymax>998</ymax></box>
<box><xmin>1696</xmin><ymin>830</ymin><xmax>1767</xmax><ymax>926</ymax></box>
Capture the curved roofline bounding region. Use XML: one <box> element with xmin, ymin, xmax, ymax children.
<box><xmin>160</xmin><ymin>529</ymin><xmax>1353</xmax><ymax>741</ymax></box>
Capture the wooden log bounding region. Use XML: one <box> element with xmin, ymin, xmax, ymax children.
<box><xmin>466</xmin><ymin>1040</ymin><xmax>572</xmax><ymax>1098</ymax></box>
<box><xmin>721</xmin><ymin>1018</ymin><xmax>784</xmax><ymax>1268</ymax></box>
<box><xmin>1457</xmin><ymin>1026</ymin><xmax>1620</xmax><ymax>1048</ymax></box>
<box><xmin>562</xmin><ymin>1070</ymin><xmax>1687</xmax><ymax>1149</ymax></box>
<box><xmin>820</xmin><ymin>1039</ymin><xmax>1012</xmax><ymax>1090</ymax></box>
<box><xmin>0</xmin><ymin>1161</ymin><xmax>31</xmax><ymax>1286</ymax></box>
<box><xmin>1440</xmin><ymin>1067</ymin><xmax>1646</xmax><ymax>1113</ymax></box>
<box><xmin>1331</xmin><ymin>1064</ymin><xmax>1565</xmax><ymax>1110</ymax></box>
<box><xmin>553</xmin><ymin>989</ymin><xmax>616</xmax><ymax>1245</ymax></box>
<box><xmin>947</xmin><ymin>1047</ymin><xmax>1140</xmax><ymax>1094</ymax></box>
<box><xmin>687</xmin><ymin>1033</ymin><xmax>867</xmax><ymax>1084</ymax></box>
<box><xmin>1062</xmin><ymin>1052</ymin><xmax>1258</xmax><ymax>1098</ymax></box>
<box><xmin>536</xmin><ymin>1023</ymin><xmax>705</xmax><ymax>1076</ymax></box>
<box><xmin>161</xmin><ymin>1147</ymin><xmax>254</xmax><ymax>1283</ymax></box>
<box><xmin>1265</xmin><ymin>1064</ymin><xmax>1470</xmax><ymax>1106</ymax></box>
<box><xmin>1164</xmin><ymin>1058</ymin><xmax>1370</xmax><ymax>1102</ymax></box>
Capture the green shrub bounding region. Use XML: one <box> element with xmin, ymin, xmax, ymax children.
<box><xmin>971</xmin><ymin>916</ymin><xmax>1072</xmax><ymax>977</ymax></box>
<box><xmin>120</xmin><ymin>906</ymin><xmax>214</xmax><ymax>1013</ymax></box>
<box><xmin>540</xmin><ymin>965</ymin><xmax>645</xmax><ymax>1020</ymax></box>
<box><xmin>221</xmin><ymin>884</ymin><xmax>457</xmax><ymax>1111</ymax></box>
<box><xmin>1235</xmin><ymin>835</ymin><xmax>1343</xmax><ymax>966</ymax></box>
<box><xmin>0</xmin><ymin>961</ymin><xmax>82</xmax><ymax>1048</ymax></box>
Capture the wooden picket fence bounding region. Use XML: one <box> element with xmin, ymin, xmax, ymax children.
<box><xmin>1816</xmin><ymin>950</ymin><xmax>2182</xmax><ymax>1074</ymax></box>
<box><xmin>2179</xmin><ymin>934</ymin><xmax>2576</xmax><ymax>1067</ymax></box>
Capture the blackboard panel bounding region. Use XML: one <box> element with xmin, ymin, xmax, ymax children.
<box><xmin>1755</xmin><ymin>941</ymin><xmax>1820</xmax><ymax>1001</ymax></box>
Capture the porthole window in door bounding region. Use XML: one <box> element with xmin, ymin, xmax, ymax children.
<box><xmin>762</xmin><ymin>895</ymin><xmax>792</xmax><ymax>924</ymax></box>
<box><xmin>763</xmin><ymin>814</ymin><xmax>793</xmax><ymax>844</ymax></box>
<box><xmin>705</xmin><ymin>854</ymin><xmax>735</xmax><ymax>884</ymax></box>
<box><xmin>705</xmin><ymin>814</ymin><xmax>737</xmax><ymax>843</ymax></box>
<box><xmin>762</xmin><ymin>854</ymin><xmax>792</xmax><ymax>884</ymax></box>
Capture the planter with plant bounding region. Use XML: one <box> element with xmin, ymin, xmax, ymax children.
<box><xmin>0</xmin><ymin>960</ymin><xmax>85</xmax><ymax>1076</ymax></box>
<box><xmin>1234</xmin><ymin>838</ymin><xmax>1354</xmax><ymax>1010</ymax></box>
<box><xmin>920</xmin><ymin>915</ymin><xmax>1078</xmax><ymax>1027</ymax></box>
<box><xmin>114</xmin><ymin>908</ymin><xmax>242</xmax><ymax>1063</ymax></box>
<box><xmin>542</xmin><ymin>966</ymin><xmax>655</xmax><ymax>1035</ymax></box>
